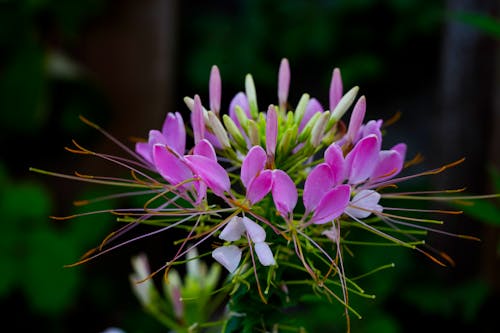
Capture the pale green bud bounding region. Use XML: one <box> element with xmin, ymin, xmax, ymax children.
<box><xmin>207</xmin><ymin>111</ymin><xmax>230</xmax><ymax>149</ymax></box>
<box><xmin>247</xmin><ymin>119</ymin><xmax>260</xmax><ymax>146</ymax></box>
<box><xmin>310</xmin><ymin>111</ymin><xmax>330</xmax><ymax>147</ymax></box>
<box><xmin>245</xmin><ymin>74</ymin><xmax>259</xmax><ymax>119</ymax></box>
<box><xmin>183</xmin><ymin>96</ymin><xmax>194</xmax><ymax>112</ymax></box>
<box><xmin>185</xmin><ymin>96</ymin><xmax>209</xmax><ymax>124</ymax></box>
<box><xmin>277</xmin><ymin>125</ymin><xmax>298</xmax><ymax>158</ymax></box>
<box><xmin>293</xmin><ymin>93</ymin><xmax>310</xmax><ymax>125</ymax></box>
<box><xmin>223</xmin><ymin>114</ymin><xmax>248</xmax><ymax>150</ymax></box>
<box><xmin>329</xmin><ymin>86</ymin><xmax>359</xmax><ymax>124</ymax></box>
<box><xmin>298</xmin><ymin>111</ymin><xmax>322</xmax><ymax>142</ymax></box>
<box><xmin>285</xmin><ymin>110</ymin><xmax>294</xmax><ymax>130</ymax></box>
<box><xmin>129</xmin><ymin>254</ymin><xmax>160</xmax><ymax>311</ymax></box>
<box><xmin>163</xmin><ymin>268</ymin><xmax>184</xmax><ymax>319</ymax></box>
<box><xmin>234</xmin><ymin>106</ymin><xmax>249</xmax><ymax>133</ymax></box>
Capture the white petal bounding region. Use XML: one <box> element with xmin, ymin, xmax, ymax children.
<box><xmin>219</xmin><ymin>216</ymin><xmax>245</xmax><ymax>241</ymax></box>
<box><xmin>212</xmin><ymin>245</ymin><xmax>242</xmax><ymax>273</ymax></box>
<box><xmin>242</xmin><ymin>216</ymin><xmax>266</xmax><ymax>243</ymax></box>
<box><xmin>345</xmin><ymin>189</ymin><xmax>382</xmax><ymax>218</ymax></box>
<box><xmin>322</xmin><ymin>228</ymin><xmax>339</xmax><ymax>242</ymax></box>
<box><xmin>254</xmin><ymin>242</ymin><xmax>275</xmax><ymax>266</ymax></box>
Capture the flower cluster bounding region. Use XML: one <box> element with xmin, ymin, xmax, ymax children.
<box><xmin>32</xmin><ymin>58</ymin><xmax>484</xmax><ymax>331</ymax></box>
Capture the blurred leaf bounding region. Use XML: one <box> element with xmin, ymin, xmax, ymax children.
<box><xmin>0</xmin><ymin>42</ymin><xmax>47</xmax><ymax>133</ymax></box>
<box><xmin>403</xmin><ymin>279</ymin><xmax>489</xmax><ymax>322</ymax></box>
<box><xmin>22</xmin><ymin>229</ymin><xmax>81</xmax><ymax>315</ymax></box>
<box><xmin>448</xmin><ymin>167</ymin><xmax>500</xmax><ymax>226</ymax></box>
<box><xmin>455</xmin><ymin>198</ymin><xmax>500</xmax><ymax>226</ymax></box>
<box><xmin>362</xmin><ymin>314</ymin><xmax>400</xmax><ymax>333</ymax></box>
<box><xmin>452</xmin><ymin>11</ymin><xmax>500</xmax><ymax>39</ymax></box>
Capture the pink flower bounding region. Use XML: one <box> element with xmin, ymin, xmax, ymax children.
<box><xmin>303</xmin><ymin>159</ymin><xmax>351</xmax><ymax>224</ymax></box>
<box><xmin>241</xmin><ymin>145</ymin><xmax>297</xmax><ymax>217</ymax></box>
<box><xmin>153</xmin><ymin>139</ymin><xmax>230</xmax><ymax>201</ymax></box>
<box><xmin>136</xmin><ymin>112</ymin><xmax>186</xmax><ymax>164</ymax></box>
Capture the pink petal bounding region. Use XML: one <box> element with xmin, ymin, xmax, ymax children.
<box><xmin>219</xmin><ymin>216</ymin><xmax>245</xmax><ymax>241</ymax></box>
<box><xmin>345</xmin><ymin>189</ymin><xmax>382</xmax><ymax>218</ymax></box>
<box><xmin>229</xmin><ymin>92</ymin><xmax>251</xmax><ymax>127</ymax></box>
<box><xmin>303</xmin><ymin>163</ymin><xmax>335</xmax><ymax>213</ymax></box>
<box><xmin>193</xmin><ymin>181</ymin><xmax>207</xmax><ymax>205</ymax></box>
<box><xmin>392</xmin><ymin>143</ymin><xmax>407</xmax><ymax>160</ymax></box>
<box><xmin>241</xmin><ymin>145</ymin><xmax>267</xmax><ymax>188</ymax></box>
<box><xmin>254</xmin><ymin>242</ymin><xmax>275</xmax><ymax>266</ymax></box>
<box><xmin>311</xmin><ymin>184</ymin><xmax>351</xmax><ymax>224</ymax></box>
<box><xmin>212</xmin><ymin>245</ymin><xmax>241</xmax><ymax>273</ymax></box>
<box><xmin>329</xmin><ymin>68</ymin><xmax>343</xmax><ymax>111</ymax></box>
<box><xmin>361</xmin><ymin>119</ymin><xmax>382</xmax><ymax>142</ymax></box>
<box><xmin>266</xmin><ymin>105</ymin><xmax>278</xmax><ymax>156</ymax></box>
<box><xmin>246</xmin><ymin>169</ymin><xmax>273</xmax><ymax>205</ymax></box>
<box><xmin>324</xmin><ymin>143</ymin><xmax>345</xmax><ymax>185</ymax></box>
<box><xmin>184</xmin><ymin>155</ymin><xmax>230</xmax><ymax>197</ymax></box>
<box><xmin>278</xmin><ymin>58</ymin><xmax>290</xmax><ymax>109</ymax></box>
<box><xmin>209</xmin><ymin>65</ymin><xmax>221</xmax><ymax>114</ymax></box>
<box><xmin>136</xmin><ymin>141</ymin><xmax>153</xmax><ymax>164</ymax></box>
<box><xmin>192</xmin><ymin>94</ymin><xmax>205</xmax><ymax>144</ymax></box>
<box><xmin>370</xmin><ymin>149</ymin><xmax>404</xmax><ymax>182</ymax></box>
<box><xmin>152</xmin><ymin>144</ymin><xmax>192</xmax><ymax>187</ymax></box>
<box><xmin>242</xmin><ymin>216</ymin><xmax>266</xmax><ymax>243</ymax></box>
<box><xmin>149</xmin><ymin>129</ymin><xmax>168</xmax><ymax>146</ymax></box>
<box><xmin>204</xmin><ymin>131</ymin><xmax>223</xmax><ymax>149</ymax></box>
<box><xmin>161</xmin><ymin>112</ymin><xmax>186</xmax><ymax>154</ymax></box>
<box><xmin>299</xmin><ymin>98</ymin><xmax>324</xmax><ymax>132</ymax></box>
<box><xmin>193</xmin><ymin>139</ymin><xmax>217</xmax><ymax>161</ymax></box>
<box><xmin>346</xmin><ymin>96</ymin><xmax>366</xmax><ymax>143</ymax></box>
<box><xmin>344</xmin><ymin>134</ymin><xmax>381</xmax><ymax>184</ymax></box>
<box><xmin>271</xmin><ymin>170</ymin><xmax>297</xmax><ymax>217</ymax></box>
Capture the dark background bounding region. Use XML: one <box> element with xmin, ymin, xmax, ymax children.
<box><xmin>0</xmin><ymin>0</ymin><xmax>499</xmax><ymax>332</ymax></box>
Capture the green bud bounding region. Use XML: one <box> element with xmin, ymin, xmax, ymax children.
<box><xmin>247</xmin><ymin>119</ymin><xmax>260</xmax><ymax>146</ymax></box>
<box><xmin>183</xmin><ymin>96</ymin><xmax>194</xmax><ymax>112</ymax></box>
<box><xmin>207</xmin><ymin>111</ymin><xmax>231</xmax><ymax>149</ymax></box>
<box><xmin>329</xmin><ymin>86</ymin><xmax>359</xmax><ymax>126</ymax></box>
<box><xmin>298</xmin><ymin>111</ymin><xmax>322</xmax><ymax>142</ymax></box>
<box><xmin>310</xmin><ymin>111</ymin><xmax>330</xmax><ymax>147</ymax></box>
<box><xmin>286</xmin><ymin>110</ymin><xmax>294</xmax><ymax>129</ymax></box>
<box><xmin>293</xmin><ymin>93</ymin><xmax>310</xmax><ymax>125</ymax></box>
<box><xmin>277</xmin><ymin>125</ymin><xmax>298</xmax><ymax>159</ymax></box>
<box><xmin>223</xmin><ymin>114</ymin><xmax>248</xmax><ymax>150</ymax></box>
<box><xmin>234</xmin><ymin>106</ymin><xmax>249</xmax><ymax>132</ymax></box>
<box><xmin>245</xmin><ymin>74</ymin><xmax>259</xmax><ymax>119</ymax></box>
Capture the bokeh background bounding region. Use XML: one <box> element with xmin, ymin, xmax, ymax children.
<box><xmin>1</xmin><ymin>0</ymin><xmax>499</xmax><ymax>332</ymax></box>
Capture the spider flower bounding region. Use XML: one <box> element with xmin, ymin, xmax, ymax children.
<box><xmin>31</xmin><ymin>57</ymin><xmax>492</xmax><ymax>332</ymax></box>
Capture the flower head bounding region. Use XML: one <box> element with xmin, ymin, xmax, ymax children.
<box><xmin>32</xmin><ymin>57</ymin><xmax>490</xmax><ymax>332</ymax></box>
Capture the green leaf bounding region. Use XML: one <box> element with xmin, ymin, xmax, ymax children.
<box><xmin>22</xmin><ymin>229</ymin><xmax>81</xmax><ymax>315</ymax></box>
<box><xmin>455</xmin><ymin>199</ymin><xmax>500</xmax><ymax>226</ymax></box>
<box><xmin>452</xmin><ymin>11</ymin><xmax>500</xmax><ymax>39</ymax></box>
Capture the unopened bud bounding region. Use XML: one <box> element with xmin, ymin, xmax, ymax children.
<box><xmin>329</xmin><ymin>86</ymin><xmax>359</xmax><ymax>123</ymax></box>
<box><xmin>293</xmin><ymin>93</ymin><xmax>310</xmax><ymax>125</ymax></box>
<box><xmin>207</xmin><ymin>111</ymin><xmax>230</xmax><ymax>149</ymax></box>
<box><xmin>298</xmin><ymin>111</ymin><xmax>322</xmax><ymax>142</ymax></box>
<box><xmin>310</xmin><ymin>111</ymin><xmax>330</xmax><ymax>147</ymax></box>
<box><xmin>245</xmin><ymin>74</ymin><xmax>259</xmax><ymax>119</ymax></box>
<box><xmin>223</xmin><ymin>114</ymin><xmax>248</xmax><ymax>150</ymax></box>
<box><xmin>234</xmin><ymin>105</ymin><xmax>249</xmax><ymax>132</ymax></box>
<box><xmin>247</xmin><ymin>119</ymin><xmax>260</xmax><ymax>146</ymax></box>
<box><xmin>277</xmin><ymin>125</ymin><xmax>298</xmax><ymax>158</ymax></box>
